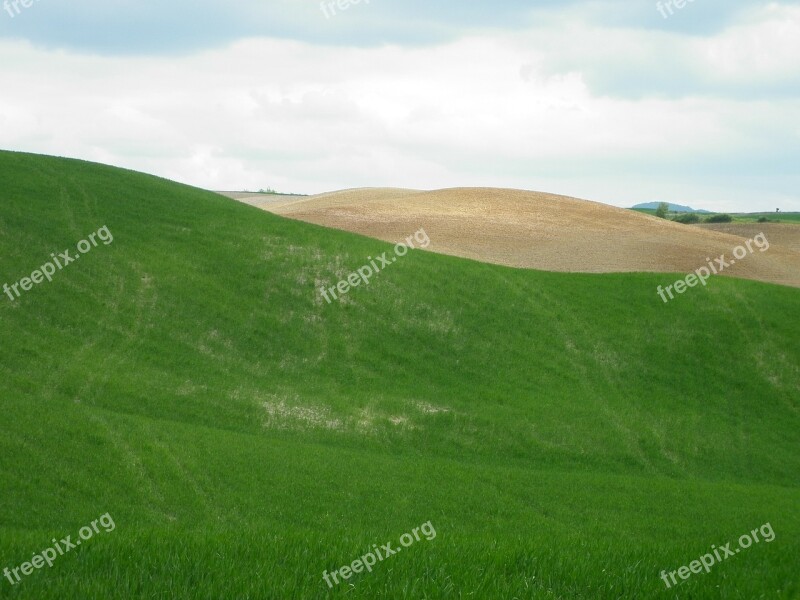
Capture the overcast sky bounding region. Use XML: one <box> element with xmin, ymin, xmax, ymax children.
<box><xmin>1</xmin><ymin>0</ymin><xmax>798</xmax><ymax>211</ymax></box>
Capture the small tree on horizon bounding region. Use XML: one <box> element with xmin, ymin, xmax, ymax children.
<box><xmin>655</xmin><ymin>202</ymin><xmax>669</xmax><ymax>219</ymax></box>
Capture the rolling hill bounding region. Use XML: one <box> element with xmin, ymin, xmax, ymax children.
<box><xmin>1</xmin><ymin>150</ymin><xmax>798</xmax><ymax>599</ymax></box>
<box><xmin>223</xmin><ymin>188</ymin><xmax>800</xmax><ymax>288</ymax></box>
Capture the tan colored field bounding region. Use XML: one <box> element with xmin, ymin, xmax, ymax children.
<box><xmin>698</xmin><ymin>223</ymin><xmax>800</xmax><ymax>254</ymax></box>
<box><xmin>219</xmin><ymin>188</ymin><xmax>800</xmax><ymax>288</ymax></box>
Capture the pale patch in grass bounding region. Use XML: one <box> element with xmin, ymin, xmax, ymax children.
<box><xmin>260</xmin><ymin>236</ymin><xmax>283</xmax><ymax>261</ymax></box>
<box><xmin>355</xmin><ymin>406</ymin><xmax>380</xmax><ymax>434</ymax></box>
<box><xmin>177</xmin><ymin>380</ymin><xmax>207</xmax><ymax>397</ymax></box>
<box><xmin>257</xmin><ymin>395</ymin><xmax>444</xmax><ymax>434</ymax></box>
<box><xmin>278</xmin><ymin>352</ymin><xmax>326</xmax><ymax>371</ymax></box>
<box><xmin>388</xmin><ymin>415</ymin><xmax>414</xmax><ymax>428</ymax></box>
<box><xmin>262</xmin><ymin>396</ymin><xmax>343</xmax><ymax>431</ymax></box>
<box><xmin>590</xmin><ymin>342</ymin><xmax>621</xmax><ymax>370</ymax></box>
<box><xmin>413</xmin><ymin>401</ymin><xmax>450</xmax><ymax>414</ymax></box>
<box><xmin>405</xmin><ymin>313</ymin><xmax>458</xmax><ymax>335</ymax></box>
<box><xmin>342</xmin><ymin>406</ymin><xmax>419</xmax><ymax>434</ymax></box>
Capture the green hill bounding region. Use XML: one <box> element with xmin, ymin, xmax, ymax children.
<box><xmin>0</xmin><ymin>150</ymin><xmax>798</xmax><ymax>599</ymax></box>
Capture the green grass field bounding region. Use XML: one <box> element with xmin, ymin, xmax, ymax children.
<box><xmin>1</xmin><ymin>150</ymin><xmax>798</xmax><ymax>598</ymax></box>
<box><xmin>730</xmin><ymin>213</ymin><xmax>800</xmax><ymax>224</ymax></box>
<box><xmin>631</xmin><ymin>207</ymin><xmax>800</xmax><ymax>223</ymax></box>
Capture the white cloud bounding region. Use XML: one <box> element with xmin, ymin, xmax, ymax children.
<box><xmin>697</xmin><ymin>4</ymin><xmax>800</xmax><ymax>82</ymax></box>
<box><xmin>0</xmin><ymin>16</ymin><xmax>798</xmax><ymax>212</ymax></box>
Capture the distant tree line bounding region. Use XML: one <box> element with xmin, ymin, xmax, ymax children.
<box><xmin>654</xmin><ymin>203</ymin><xmax>735</xmax><ymax>224</ymax></box>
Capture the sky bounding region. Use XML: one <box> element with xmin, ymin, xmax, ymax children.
<box><xmin>0</xmin><ymin>0</ymin><xmax>798</xmax><ymax>211</ymax></box>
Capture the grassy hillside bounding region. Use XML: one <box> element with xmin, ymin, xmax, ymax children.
<box><xmin>733</xmin><ymin>212</ymin><xmax>800</xmax><ymax>224</ymax></box>
<box><xmin>632</xmin><ymin>207</ymin><xmax>800</xmax><ymax>224</ymax></box>
<box><xmin>1</xmin><ymin>150</ymin><xmax>798</xmax><ymax>599</ymax></box>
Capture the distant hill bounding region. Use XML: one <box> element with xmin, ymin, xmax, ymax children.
<box><xmin>237</xmin><ymin>188</ymin><xmax>800</xmax><ymax>287</ymax></box>
<box><xmin>632</xmin><ymin>202</ymin><xmax>711</xmax><ymax>213</ymax></box>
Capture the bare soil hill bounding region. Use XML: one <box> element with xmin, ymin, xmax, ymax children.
<box><xmin>698</xmin><ymin>223</ymin><xmax>800</xmax><ymax>254</ymax></box>
<box><xmin>218</xmin><ymin>188</ymin><xmax>800</xmax><ymax>288</ymax></box>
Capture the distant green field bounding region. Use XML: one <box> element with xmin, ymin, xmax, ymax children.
<box><xmin>630</xmin><ymin>207</ymin><xmax>800</xmax><ymax>224</ymax></box>
<box><xmin>731</xmin><ymin>212</ymin><xmax>800</xmax><ymax>223</ymax></box>
<box><xmin>631</xmin><ymin>207</ymin><xmax>658</xmax><ymax>216</ymax></box>
<box><xmin>1</xmin><ymin>151</ymin><xmax>798</xmax><ymax>599</ymax></box>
